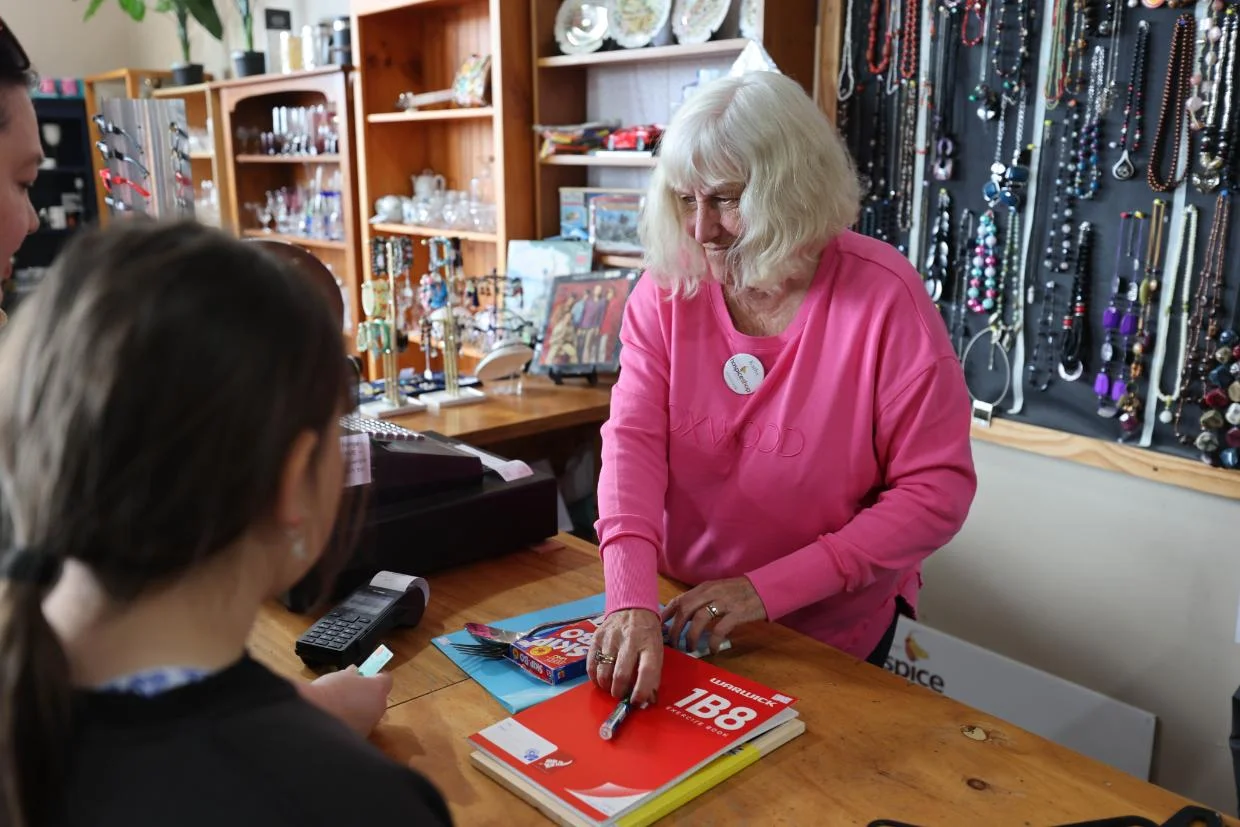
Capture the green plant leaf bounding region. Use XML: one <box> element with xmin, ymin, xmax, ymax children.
<box><xmin>81</xmin><ymin>0</ymin><xmax>109</xmax><ymax>21</ymax></box>
<box><xmin>185</xmin><ymin>0</ymin><xmax>224</xmax><ymax>40</ymax></box>
<box><xmin>152</xmin><ymin>0</ymin><xmax>174</xmax><ymax>13</ymax></box>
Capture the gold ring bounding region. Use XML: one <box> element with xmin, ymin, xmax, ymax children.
<box><xmin>593</xmin><ymin>651</ymin><xmax>617</xmax><ymax>665</ymax></box>
<box><xmin>706</xmin><ymin>602</ymin><xmax>720</xmax><ymax>619</ymax></box>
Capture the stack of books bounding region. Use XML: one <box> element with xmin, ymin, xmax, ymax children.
<box><xmin>466</xmin><ymin>647</ymin><xmax>803</xmax><ymax>826</ymax></box>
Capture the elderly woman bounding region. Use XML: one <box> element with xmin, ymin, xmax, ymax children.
<box><xmin>586</xmin><ymin>71</ymin><xmax>977</xmax><ymax>704</ymax></box>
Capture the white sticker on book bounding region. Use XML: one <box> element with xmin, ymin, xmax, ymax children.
<box><xmin>340</xmin><ymin>433</ymin><xmax>371</xmax><ymax>487</ymax></box>
<box><xmin>479</xmin><ymin>718</ymin><xmax>559</xmax><ymax>765</ymax></box>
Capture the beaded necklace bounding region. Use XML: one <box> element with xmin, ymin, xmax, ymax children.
<box><xmin>1192</xmin><ymin>8</ymin><xmax>1237</xmax><ymax>194</ymax></box>
<box><xmin>1110</xmin><ymin>20</ymin><xmax>1149</xmax><ymax>182</ymax></box>
<box><xmin>1073</xmin><ymin>46</ymin><xmax>1106</xmax><ymax>200</ymax></box>
<box><xmin>1147</xmin><ymin>13</ymin><xmax>1196</xmax><ymax>193</ymax></box>
<box><xmin>923</xmin><ymin>188</ymin><xmax>953</xmax><ymax>302</ymax></box>
<box><xmin>867</xmin><ymin>0</ymin><xmax>896</xmax><ymax>77</ymax></box>
<box><xmin>1095</xmin><ymin>211</ymin><xmax>1145</xmax><ymax>418</ymax></box>
<box><xmin>1117</xmin><ymin>200</ymin><xmax>1167</xmax><ymax>439</ymax></box>
<box><xmin>951</xmin><ymin>208</ymin><xmax>976</xmax><ymax>358</ymax></box>
<box><xmin>1058</xmin><ymin>221</ymin><xmax>1093</xmax><ymax>382</ymax></box>
<box><xmin>901</xmin><ymin>0</ymin><xmax>923</xmax><ymax>80</ymax></box>
<box><xmin>1155</xmin><ymin>204</ymin><xmax>1198</xmax><ymax>425</ymax></box>
<box><xmin>838</xmin><ymin>0</ymin><xmax>858</xmax><ymax>104</ymax></box>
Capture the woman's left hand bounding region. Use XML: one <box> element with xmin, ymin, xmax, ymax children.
<box><xmin>663</xmin><ymin>577</ymin><xmax>767</xmax><ymax>655</ymax></box>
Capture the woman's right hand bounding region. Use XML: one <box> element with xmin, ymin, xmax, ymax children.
<box><xmin>587</xmin><ymin>608</ymin><xmax>664</xmax><ymax>705</ymax></box>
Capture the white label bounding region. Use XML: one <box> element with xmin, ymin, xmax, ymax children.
<box><xmin>340</xmin><ymin>433</ymin><xmax>371</xmax><ymax>487</ymax></box>
<box><xmin>370</xmin><ymin>571</ymin><xmax>416</xmax><ymax>593</ymax></box>
<box><xmin>478</xmin><ymin>717</ymin><xmax>558</xmax><ymax>765</ymax></box>
<box><xmin>723</xmin><ymin>354</ymin><xmax>765</xmax><ymax>395</ymax></box>
<box><xmin>451</xmin><ymin>442</ymin><xmax>534</xmax><ymax>482</ymax></box>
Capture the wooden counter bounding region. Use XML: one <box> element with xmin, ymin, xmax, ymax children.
<box><xmin>251</xmin><ymin>536</ymin><xmax>1231</xmax><ymax>826</ymax></box>
<box><xmin>389</xmin><ymin>375</ymin><xmax>612</xmax><ymax>447</ymax></box>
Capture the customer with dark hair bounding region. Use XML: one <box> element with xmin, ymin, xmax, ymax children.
<box><xmin>0</xmin><ymin>17</ymin><xmax>41</xmax><ymax>326</ymax></box>
<box><xmin>0</xmin><ymin>221</ymin><xmax>452</xmax><ymax>826</ymax></box>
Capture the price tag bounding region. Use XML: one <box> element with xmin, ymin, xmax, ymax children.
<box><xmin>340</xmin><ymin>433</ymin><xmax>371</xmax><ymax>487</ymax></box>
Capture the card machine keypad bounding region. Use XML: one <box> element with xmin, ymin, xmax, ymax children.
<box><xmin>295</xmin><ymin>583</ymin><xmax>412</xmax><ymax>668</ymax></box>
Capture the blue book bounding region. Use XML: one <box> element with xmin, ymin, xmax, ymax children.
<box><xmin>432</xmin><ymin>593</ymin><xmax>730</xmax><ymax>714</ymax></box>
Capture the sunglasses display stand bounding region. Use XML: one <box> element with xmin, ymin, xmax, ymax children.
<box><xmin>96</xmin><ymin>98</ymin><xmax>193</xmax><ymax>221</ymax></box>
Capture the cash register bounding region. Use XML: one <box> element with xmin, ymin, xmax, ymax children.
<box><xmin>249</xmin><ymin>237</ymin><xmax>560</xmax><ymax>613</ymax></box>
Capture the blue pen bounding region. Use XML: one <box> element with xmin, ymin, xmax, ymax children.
<box><xmin>599</xmin><ymin>697</ymin><xmax>632</xmax><ymax>740</ymax></box>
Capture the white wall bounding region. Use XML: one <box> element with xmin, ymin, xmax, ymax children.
<box><xmin>921</xmin><ymin>441</ymin><xmax>1240</xmax><ymax>814</ymax></box>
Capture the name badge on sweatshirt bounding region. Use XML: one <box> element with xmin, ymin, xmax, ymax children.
<box><xmin>723</xmin><ymin>354</ymin><xmax>764</xmax><ymax>395</ymax></box>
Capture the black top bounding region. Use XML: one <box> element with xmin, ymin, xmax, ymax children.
<box><xmin>49</xmin><ymin>656</ymin><xmax>453</xmax><ymax>826</ymax></box>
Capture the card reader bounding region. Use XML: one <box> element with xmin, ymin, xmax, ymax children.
<box><xmin>294</xmin><ymin>571</ymin><xmax>429</xmax><ymax>669</ymax></box>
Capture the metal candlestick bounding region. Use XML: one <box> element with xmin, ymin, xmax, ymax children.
<box><xmin>358</xmin><ymin>236</ymin><xmax>424</xmax><ymax>418</ymax></box>
<box><xmin>418</xmin><ymin>236</ymin><xmax>486</xmax><ymax>412</ymax></box>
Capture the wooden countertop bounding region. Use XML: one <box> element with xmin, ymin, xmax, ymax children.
<box><xmin>250</xmin><ymin>536</ymin><xmax>1231</xmax><ymax>826</ymax></box>
<box><xmin>386</xmin><ymin>375</ymin><xmax>613</xmax><ymax>446</ymax></box>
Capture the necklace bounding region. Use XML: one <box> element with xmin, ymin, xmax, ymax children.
<box><xmin>1118</xmin><ymin>200</ymin><xmax>1167</xmax><ymax>439</ymax></box>
<box><xmin>1110</xmin><ymin>20</ymin><xmax>1149</xmax><ymax>181</ymax></box>
<box><xmin>963</xmin><ymin>0</ymin><xmax>987</xmax><ymax>46</ymax></box>
<box><xmin>967</xmin><ymin>209</ymin><xmax>1001</xmax><ymax>314</ymax></box>
<box><xmin>989</xmin><ymin>0</ymin><xmax>1032</xmax><ymax>94</ymax></box>
<box><xmin>923</xmin><ymin>188</ymin><xmax>953</xmax><ymax>302</ymax></box>
<box><xmin>1155</xmin><ymin>204</ymin><xmax>1198</xmax><ymax>425</ymax></box>
<box><xmin>1058</xmin><ymin>221</ymin><xmax>1093</xmax><ymax>382</ymax></box>
<box><xmin>1174</xmin><ymin>193</ymin><xmax>1232</xmax><ymax>453</ymax></box>
<box><xmin>1193</xmin><ymin>8</ymin><xmax>1237</xmax><ymax>194</ymax></box>
<box><xmin>1147</xmin><ymin>13</ymin><xmax>1196</xmax><ymax>193</ymax></box>
<box><xmin>930</xmin><ymin>3</ymin><xmax>963</xmax><ymax>181</ymax></box>
<box><xmin>866</xmin><ymin>0</ymin><xmax>896</xmax><ymax>77</ymax></box>
<box><xmin>1074</xmin><ymin>46</ymin><xmax>1105</xmax><ymax>200</ymax></box>
<box><xmin>1095</xmin><ymin>212</ymin><xmax>1145</xmax><ymax>418</ymax></box>
<box><xmin>1044</xmin><ymin>0</ymin><xmax>1072</xmax><ymax>107</ymax></box>
<box><xmin>838</xmin><ymin>0</ymin><xmax>858</xmax><ymax>103</ymax></box>
<box><xmin>951</xmin><ymin>208</ymin><xmax>976</xmax><ymax>358</ymax></box>
<box><xmin>901</xmin><ymin>0</ymin><xmax>923</xmax><ymax>80</ymax></box>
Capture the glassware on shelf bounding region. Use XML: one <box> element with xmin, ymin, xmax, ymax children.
<box><xmin>263</xmin><ymin>104</ymin><xmax>339</xmax><ymax>156</ymax></box>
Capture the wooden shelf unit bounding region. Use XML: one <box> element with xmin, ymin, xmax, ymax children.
<box><xmin>529</xmin><ymin>0</ymin><xmax>820</xmax><ymax>258</ymax></box>
<box><xmin>151</xmin><ymin>82</ymin><xmax>234</xmax><ymax>229</ymax></box>
<box><xmin>351</xmin><ymin>0</ymin><xmax>535</xmax><ymax>376</ymax></box>
<box><xmin>215</xmin><ymin>67</ymin><xmax>364</xmax><ymax>345</ymax></box>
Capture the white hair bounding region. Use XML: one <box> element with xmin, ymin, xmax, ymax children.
<box><xmin>639</xmin><ymin>71</ymin><xmax>862</xmax><ymax>296</ymax></box>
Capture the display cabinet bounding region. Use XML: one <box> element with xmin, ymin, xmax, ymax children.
<box><xmin>216</xmin><ymin>67</ymin><xmax>363</xmax><ymax>344</ymax></box>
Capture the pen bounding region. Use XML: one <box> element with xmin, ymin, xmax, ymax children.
<box><xmin>599</xmin><ymin>697</ymin><xmax>632</xmax><ymax>740</ymax></box>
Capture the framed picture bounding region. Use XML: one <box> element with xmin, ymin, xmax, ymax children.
<box><xmin>588</xmin><ymin>193</ymin><xmax>644</xmax><ymax>255</ymax></box>
<box><xmin>534</xmin><ymin>269</ymin><xmax>640</xmax><ymax>374</ymax></box>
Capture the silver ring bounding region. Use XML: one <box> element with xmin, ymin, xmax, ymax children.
<box><xmin>705</xmin><ymin>602</ymin><xmax>720</xmax><ymax>619</ymax></box>
<box><xmin>593</xmin><ymin>651</ymin><xmax>617</xmax><ymax>665</ymax></box>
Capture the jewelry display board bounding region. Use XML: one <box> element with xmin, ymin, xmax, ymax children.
<box><xmin>837</xmin><ymin>0</ymin><xmax>1240</xmax><ymax>488</ymax></box>
<box><xmin>96</xmin><ymin>98</ymin><xmax>194</xmax><ymax>221</ymax></box>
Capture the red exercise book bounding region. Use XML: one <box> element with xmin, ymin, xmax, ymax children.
<box><xmin>468</xmin><ymin>647</ymin><xmax>799</xmax><ymax>824</ymax></box>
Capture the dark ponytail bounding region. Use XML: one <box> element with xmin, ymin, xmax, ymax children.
<box><xmin>0</xmin><ymin>573</ymin><xmax>71</xmax><ymax>826</ymax></box>
<box><xmin>0</xmin><ymin>220</ymin><xmax>350</xmax><ymax>825</ymax></box>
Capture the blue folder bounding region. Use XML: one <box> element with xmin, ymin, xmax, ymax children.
<box><xmin>431</xmin><ymin>593</ymin><xmax>730</xmax><ymax>713</ymax></box>
<box><xmin>431</xmin><ymin>594</ymin><xmax>606</xmax><ymax>713</ymax></box>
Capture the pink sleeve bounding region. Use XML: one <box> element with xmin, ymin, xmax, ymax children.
<box><xmin>746</xmin><ymin>354</ymin><xmax>977</xmax><ymax>620</ymax></box>
<box><xmin>595</xmin><ymin>277</ymin><xmax>668</xmax><ymax>616</ymax></box>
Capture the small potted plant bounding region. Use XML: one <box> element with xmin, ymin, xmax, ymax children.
<box><xmin>231</xmin><ymin>0</ymin><xmax>265</xmax><ymax>77</ymax></box>
<box><xmin>79</xmin><ymin>0</ymin><xmax>224</xmax><ymax>87</ymax></box>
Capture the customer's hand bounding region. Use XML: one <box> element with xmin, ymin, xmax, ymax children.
<box><xmin>296</xmin><ymin>666</ymin><xmax>393</xmax><ymax>738</ymax></box>
<box><xmin>587</xmin><ymin>608</ymin><xmax>663</xmax><ymax>705</ymax></box>
<box><xmin>663</xmin><ymin>577</ymin><xmax>767</xmax><ymax>655</ymax></box>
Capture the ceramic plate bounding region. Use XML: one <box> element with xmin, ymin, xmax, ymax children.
<box><xmin>555</xmin><ymin>0</ymin><xmax>611</xmax><ymax>55</ymax></box>
<box><xmin>739</xmin><ymin>0</ymin><xmax>762</xmax><ymax>40</ymax></box>
<box><xmin>671</xmin><ymin>0</ymin><xmax>730</xmax><ymax>45</ymax></box>
<box><xmin>609</xmin><ymin>0</ymin><xmax>672</xmax><ymax>49</ymax></box>
<box><xmin>475</xmin><ymin>342</ymin><xmax>535</xmax><ymax>382</ymax></box>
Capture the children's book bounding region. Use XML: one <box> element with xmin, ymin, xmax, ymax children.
<box><xmin>432</xmin><ymin>594</ymin><xmax>730</xmax><ymax>714</ymax></box>
<box><xmin>467</xmin><ymin>648</ymin><xmax>799</xmax><ymax>825</ymax></box>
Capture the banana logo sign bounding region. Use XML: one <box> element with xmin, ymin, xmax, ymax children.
<box><xmin>885</xmin><ymin>630</ymin><xmax>946</xmax><ymax>694</ymax></box>
<box><xmin>904</xmin><ymin>633</ymin><xmax>930</xmax><ymax>662</ymax></box>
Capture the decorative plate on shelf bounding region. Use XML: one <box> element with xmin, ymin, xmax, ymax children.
<box><xmin>671</xmin><ymin>0</ymin><xmax>730</xmax><ymax>45</ymax></box>
<box><xmin>739</xmin><ymin>0</ymin><xmax>763</xmax><ymax>40</ymax></box>
<box><xmin>555</xmin><ymin>0</ymin><xmax>611</xmax><ymax>55</ymax></box>
<box><xmin>609</xmin><ymin>0</ymin><xmax>671</xmax><ymax>49</ymax></box>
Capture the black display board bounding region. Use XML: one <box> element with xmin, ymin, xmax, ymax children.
<box><xmin>836</xmin><ymin>0</ymin><xmax>1240</xmax><ymax>473</ymax></box>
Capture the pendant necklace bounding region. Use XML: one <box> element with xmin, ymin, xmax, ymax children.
<box><xmin>969</xmin><ymin>0</ymin><xmax>1000</xmax><ymax>121</ymax></box>
<box><xmin>1147</xmin><ymin>13</ymin><xmax>1196</xmax><ymax>193</ymax></box>
<box><xmin>1094</xmin><ymin>211</ymin><xmax>1145</xmax><ymax>418</ymax></box>
<box><xmin>1109</xmin><ymin>20</ymin><xmax>1149</xmax><ymax>181</ymax></box>
<box><xmin>1117</xmin><ymin>199</ymin><xmax>1167</xmax><ymax>439</ymax></box>
<box><xmin>1192</xmin><ymin>8</ymin><xmax>1236</xmax><ymax>194</ymax></box>
<box><xmin>1155</xmin><ymin>204</ymin><xmax>1198</xmax><ymax>425</ymax></box>
<box><xmin>930</xmin><ymin>2</ymin><xmax>963</xmax><ymax>181</ymax></box>
<box><xmin>1057</xmin><ymin>221</ymin><xmax>1093</xmax><ymax>382</ymax></box>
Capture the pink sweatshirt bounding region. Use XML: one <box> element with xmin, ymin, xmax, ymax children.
<box><xmin>595</xmin><ymin>230</ymin><xmax>977</xmax><ymax>659</ymax></box>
